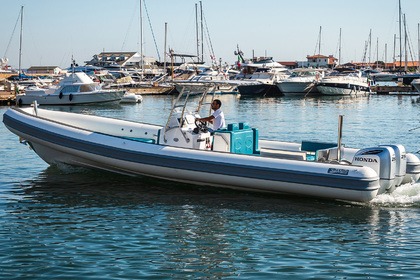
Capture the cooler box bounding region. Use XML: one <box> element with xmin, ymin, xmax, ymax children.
<box><xmin>213</xmin><ymin>122</ymin><xmax>259</xmax><ymax>155</ymax></box>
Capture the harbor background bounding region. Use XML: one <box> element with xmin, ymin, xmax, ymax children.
<box><xmin>2</xmin><ymin>0</ymin><xmax>420</xmax><ymax>70</ymax></box>
<box><xmin>1</xmin><ymin>94</ymin><xmax>420</xmax><ymax>279</ymax></box>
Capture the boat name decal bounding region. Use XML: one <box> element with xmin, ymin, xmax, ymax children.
<box><xmin>327</xmin><ymin>168</ymin><xmax>349</xmax><ymax>175</ymax></box>
<box><xmin>354</xmin><ymin>157</ymin><xmax>378</xmax><ymax>163</ymax></box>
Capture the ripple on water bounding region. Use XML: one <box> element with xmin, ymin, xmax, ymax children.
<box><xmin>1</xmin><ymin>96</ymin><xmax>420</xmax><ymax>279</ymax></box>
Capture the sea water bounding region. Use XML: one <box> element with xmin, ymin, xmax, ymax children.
<box><xmin>1</xmin><ymin>94</ymin><xmax>420</xmax><ymax>279</ymax></box>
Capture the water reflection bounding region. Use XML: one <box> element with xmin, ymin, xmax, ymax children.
<box><xmin>8</xmin><ymin>166</ymin><xmax>419</xmax><ymax>222</ymax></box>
<box><xmin>3</xmin><ymin>94</ymin><xmax>420</xmax><ymax>278</ymax></box>
<box><xmin>2</xmin><ymin>166</ymin><xmax>420</xmax><ymax>278</ymax></box>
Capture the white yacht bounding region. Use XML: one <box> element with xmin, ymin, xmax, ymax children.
<box><xmin>234</xmin><ymin>57</ymin><xmax>290</xmax><ymax>96</ymax></box>
<box><xmin>174</xmin><ymin>68</ymin><xmax>237</xmax><ymax>95</ymax></box>
<box><xmin>277</xmin><ymin>68</ymin><xmax>326</xmax><ymax>96</ymax></box>
<box><xmin>16</xmin><ymin>72</ymin><xmax>125</xmax><ymax>106</ymax></box>
<box><xmin>317</xmin><ymin>68</ymin><xmax>370</xmax><ymax>96</ymax></box>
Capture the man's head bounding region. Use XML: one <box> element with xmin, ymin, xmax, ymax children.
<box><xmin>211</xmin><ymin>99</ymin><xmax>222</xmax><ymax>110</ymax></box>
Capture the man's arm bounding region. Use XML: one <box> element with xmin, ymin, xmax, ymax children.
<box><xmin>197</xmin><ymin>115</ymin><xmax>215</xmax><ymax>122</ymax></box>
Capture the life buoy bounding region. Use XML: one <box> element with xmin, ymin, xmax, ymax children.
<box><xmin>69</xmin><ymin>94</ymin><xmax>73</xmax><ymax>101</ymax></box>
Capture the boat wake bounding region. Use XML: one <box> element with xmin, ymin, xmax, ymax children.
<box><xmin>370</xmin><ymin>181</ymin><xmax>420</xmax><ymax>206</ymax></box>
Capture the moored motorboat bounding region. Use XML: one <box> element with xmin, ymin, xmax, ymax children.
<box><xmin>16</xmin><ymin>72</ymin><xmax>125</xmax><ymax>105</ymax></box>
<box><xmin>234</xmin><ymin>57</ymin><xmax>290</xmax><ymax>96</ymax></box>
<box><xmin>277</xmin><ymin>68</ymin><xmax>325</xmax><ymax>96</ymax></box>
<box><xmin>3</xmin><ymin>88</ymin><xmax>419</xmax><ymax>202</ymax></box>
<box><xmin>317</xmin><ymin>68</ymin><xmax>370</xmax><ymax>96</ymax></box>
<box><xmin>174</xmin><ymin>68</ymin><xmax>237</xmax><ymax>95</ymax></box>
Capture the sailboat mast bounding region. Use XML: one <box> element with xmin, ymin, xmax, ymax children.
<box><xmin>393</xmin><ymin>34</ymin><xmax>396</xmax><ymax>70</ymax></box>
<box><xmin>163</xmin><ymin>22</ymin><xmax>167</xmax><ymax>75</ymax></box>
<box><xmin>338</xmin><ymin>28</ymin><xmax>342</xmax><ymax>66</ymax></box>
<box><xmin>418</xmin><ymin>23</ymin><xmax>420</xmax><ymax>72</ymax></box>
<box><xmin>18</xmin><ymin>6</ymin><xmax>23</xmax><ymax>76</ymax></box>
<box><xmin>200</xmin><ymin>1</ymin><xmax>204</xmax><ymax>63</ymax></box>
<box><xmin>376</xmin><ymin>37</ymin><xmax>379</xmax><ymax>69</ymax></box>
<box><xmin>399</xmin><ymin>0</ymin><xmax>402</xmax><ymax>71</ymax></box>
<box><xmin>404</xmin><ymin>14</ymin><xmax>408</xmax><ymax>72</ymax></box>
<box><xmin>318</xmin><ymin>26</ymin><xmax>322</xmax><ymax>54</ymax></box>
<box><xmin>140</xmin><ymin>0</ymin><xmax>144</xmax><ymax>79</ymax></box>
<box><xmin>195</xmin><ymin>3</ymin><xmax>199</xmax><ymax>60</ymax></box>
<box><xmin>368</xmin><ymin>29</ymin><xmax>372</xmax><ymax>66</ymax></box>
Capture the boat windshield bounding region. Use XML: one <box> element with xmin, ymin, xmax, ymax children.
<box><xmin>290</xmin><ymin>71</ymin><xmax>317</xmax><ymax>77</ymax></box>
<box><xmin>61</xmin><ymin>85</ymin><xmax>79</xmax><ymax>93</ymax></box>
<box><xmin>80</xmin><ymin>84</ymin><xmax>96</xmax><ymax>92</ymax></box>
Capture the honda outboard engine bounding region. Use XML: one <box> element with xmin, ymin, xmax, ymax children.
<box><xmin>402</xmin><ymin>153</ymin><xmax>420</xmax><ymax>184</ymax></box>
<box><xmin>352</xmin><ymin>146</ymin><xmax>396</xmax><ymax>194</ymax></box>
<box><xmin>380</xmin><ymin>144</ymin><xmax>406</xmax><ymax>190</ymax></box>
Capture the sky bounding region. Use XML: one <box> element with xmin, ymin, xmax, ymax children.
<box><xmin>1</xmin><ymin>0</ymin><xmax>420</xmax><ymax>69</ymax></box>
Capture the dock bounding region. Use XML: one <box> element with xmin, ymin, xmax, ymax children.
<box><xmin>0</xmin><ymin>91</ymin><xmax>16</xmax><ymax>106</ymax></box>
<box><xmin>0</xmin><ymin>78</ymin><xmax>16</xmax><ymax>105</ymax></box>
<box><xmin>371</xmin><ymin>85</ymin><xmax>419</xmax><ymax>95</ymax></box>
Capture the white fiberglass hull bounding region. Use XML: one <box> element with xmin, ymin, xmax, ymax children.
<box><xmin>277</xmin><ymin>81</ymin><xmax>319</xmax><ymax>96</ymax></box>
<box><xmin>4</xmin><ymin>107</ymin><xmax>418</xmax><ymax>202</ymax></box>
<box><xmin>317</xmin><ymin>78</ymin><xmax>370</xmax><ymax>96</ymax></box>
<box><xmin>317</xmin><ymin>85</ymin><xmax>369</xmax><ymax>96</ymax></box>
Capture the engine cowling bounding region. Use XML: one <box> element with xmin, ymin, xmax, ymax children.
<box><xmin>352</xmin><ymin>146</ymin><xmax>396</xmax><ymax>194</ymax></box>
<box><xmin>380</xmin><ymin>144</ymin><xmax>406</xmax><ymax>189</ymax></box>
<box><xmin>402</xmin><ymin>153</ymin><xmax>420</xmax><ymax>184</ymax></box>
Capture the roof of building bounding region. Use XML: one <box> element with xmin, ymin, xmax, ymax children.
<box><xmin>394</xmin><ymin>61</ymin><xmax>420</xmax><ymax>67</ymax></box>
<box><xmin>306</xmin><ymin>54</ymin><xmax>329</xmax><ymax>59</ymax></box>
<box><xmin>306</xmin><ymin>54</ymin><xmax>338</xmax><ymax>63</ymax></box>
<box><xmin>347</xmin><ymin>61</ymin><xmax>419</xmax><ymax>68</ymax></box>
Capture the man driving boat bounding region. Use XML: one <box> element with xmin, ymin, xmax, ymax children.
<box><xmin>196</xmin><ymin>99</ymin><xmax>225</xmax><ymax>132</ymax></box>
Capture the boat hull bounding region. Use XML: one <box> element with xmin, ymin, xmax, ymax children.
<box><xmin>3</xmin><ymin>107</ymin><xmax>382</xmax><ymax>202</ymax></box>
<box><xmin>16</xmin><ymin>90</ymin><xmax>125</xmax><ymax>105</ymax></box>
<box><xmin>237</xmin><ymin>84</ymin><xmax>282</xmax><ymax>96</ymax></box>
<box><xmin>278</xmin><ymin>81</ymin><xmax>319</xmax><ymax>96</ymax></box>
<box><xmin>317</xmin><ymin>84</ymin><xmax>370</xmax><ymax>96</ymax></box>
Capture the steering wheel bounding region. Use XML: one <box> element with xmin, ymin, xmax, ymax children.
<box><xmin>194</xmin><ymin>119</ymin><xmax>208</xmax><ymax>133</ymax></box>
